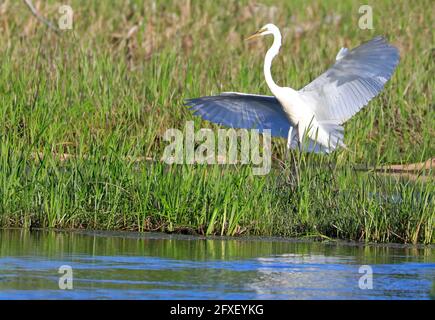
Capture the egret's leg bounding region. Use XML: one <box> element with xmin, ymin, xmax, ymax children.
<box><xmin>286</xmin><ymin>127</ymin><xmax>299</xmax><ymax>182</ymax></box>
<box><xmin>286</xmin><ymin>126</ymin><xmax>298</xmax><ymax>164</ymax></box>
<box><xmin>286</xmin><ymin>127</ymin><xmax>293</xmax><ymax>150</ymax></box>
<box><xmin>283</xmin><ymin>127</ymin><xmax>292</xmax><ymax>175</ymax></box>
<box><xmin>297</xmin><ymin>123</ymin><xmax>305</xmax><ymax>152</ymax></box>
<box><xmin>293</xmin><ymin>124</ymin><xmax>302</xmax><ymax>184</ymax></box>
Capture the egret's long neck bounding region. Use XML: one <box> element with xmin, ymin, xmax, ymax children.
<box><xmin>264</xmin><ymin>30</ymin><xmax>282</xmax><ymax>95</ymax></box>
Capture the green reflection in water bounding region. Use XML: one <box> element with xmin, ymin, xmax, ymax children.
<box><xmin>430</xmin><ymin>281</ymin><xmax>435</xmax><ymax>300</ymax></box>
<box><xmin>0</xmin><ymin>229</ymin><xmax>433</xmax><ymax>299</ymax></box>
<box><xmin>1</xmin><ymin>228</ymin><xmax>433</xmax><ymax>263</ymax></box>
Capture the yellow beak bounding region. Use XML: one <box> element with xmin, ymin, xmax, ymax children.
<box><xmin>245</xmin><ymin>28</ymin><xmax>266</xmax><ymax>41</ymax></box>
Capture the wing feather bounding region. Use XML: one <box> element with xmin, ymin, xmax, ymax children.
<box><xmin>185</xmin><ymin>92</ymin><xmax>292</xmax><ymax>138</ymax></box>
<box><xmin>299</xmin><ymin>36</ymin><xmax>400</xmax><ymax>124</ymax></box>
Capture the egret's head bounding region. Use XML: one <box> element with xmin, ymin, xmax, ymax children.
<box><xmin>246</xmin><ymin>24</ymin><xmax>279</xmax><ymax>40</ymax></box>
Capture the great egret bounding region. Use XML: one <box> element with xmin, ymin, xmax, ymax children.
<box><xmin>186</xmin><ymin>23</ymin><xmax>399</xmax><ymax>153</ymax></box>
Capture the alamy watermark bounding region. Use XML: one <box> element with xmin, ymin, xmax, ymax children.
<box><xmin>58</xmin><ymin>265</ymin><xmax>73</xmax><ymax>290</ymax></box>
<box><xmin>358</xmin><ymin>5</ymin><xmax>374</xmax><ymax>30</ymax></box>
<box><xmin>162</xmin><ymin>121</ymin><xmax>272</xmax><ymax>175</ymax></box>
<box><xmin>358</xmin><ymin>265</ymin><xmax>373</xmax><ymax>290</ymax></box>
<box><xmin>58</xmin><ymin>5</ymin><xmax>73</xmax><ymax>30</ymax></box>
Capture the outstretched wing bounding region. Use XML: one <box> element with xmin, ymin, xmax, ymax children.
<box><xmin>185</xmin><ymin>92</ymin><xmax>292</xmax><ymax>137</ymax></box>
<box><xmin>299</xmin><ymin>36</ymin><xmax>400</xmax><ymax>124</ymax></box>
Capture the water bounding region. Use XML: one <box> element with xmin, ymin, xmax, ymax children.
<box><xmin>0</xmin><ymin>229</ymin><xmax>433</xmax><ymax>300</ymax></box>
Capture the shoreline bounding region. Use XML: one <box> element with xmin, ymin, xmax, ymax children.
<box><xmin>2</xmin><ymin>227</ymin><xmax>434</xmax><ymax>248</ymax></box>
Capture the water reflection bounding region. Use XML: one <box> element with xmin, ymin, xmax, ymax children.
<box><xmin>0</xmin><ymin>229</ymin><xmax>433</xmax><ymax>299</ymax></box>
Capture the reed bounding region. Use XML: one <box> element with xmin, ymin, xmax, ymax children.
<box><xmin>0</xmin><ymin>0</ymin><xmax>433</xmax><ymax>243</ymax></box>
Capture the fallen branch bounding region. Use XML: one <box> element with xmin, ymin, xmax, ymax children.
<box><xmin>30</xmin><ymin>152</ymin><xmax>154</xmax><ymax>163</ymax></box>
<box><xmin>28</xmin><ymin>151</ymin><xmax>433</xmax><ymax>181</ymax></box>
<box><xmin>23</xmin><ymin>0</ymin><xmax>60</xmax><ymax>34</ymax></box>
<box><xmin>379</xmin><ymin>158</ymin><xmax>434</xmax><ymax>173</ymax></box>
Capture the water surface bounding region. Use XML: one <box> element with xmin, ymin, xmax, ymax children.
<box><xmin>0</xmin><ymin>229</ymin><xmax>433</xmax><ymax>299</ymax></box>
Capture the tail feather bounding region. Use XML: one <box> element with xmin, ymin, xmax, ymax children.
<box><xmin>319</xmin><ymin>121</ymin><xmax>346</xmax><ymax>150</ymax></box>
<box><xmin>286</xmin><ymin>121</ymin><xmax>346</xmax><ymax>154</ymax></box>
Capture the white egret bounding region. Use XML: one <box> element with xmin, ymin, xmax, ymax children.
<box><xmin>186</xmin><ymin>24</ymin><xmax>400</xmax><ymax>153</ymax></box>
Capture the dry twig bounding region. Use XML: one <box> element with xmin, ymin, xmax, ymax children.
<box><xmin>23</xmin><ymin>0</ymin><xmax>60</xmax><ymax>34</ymax></box>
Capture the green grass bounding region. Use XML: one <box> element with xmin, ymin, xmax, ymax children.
<box><xmin>0</xmin><ymin>0</ymin><xmax>433</xmax><ymax>243</ymax></box>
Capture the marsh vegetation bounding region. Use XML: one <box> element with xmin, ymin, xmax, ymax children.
<box><xmin>0</xmin><ymin>0</ymin><xmax>433</xmax><ymax>243</ymax></box>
